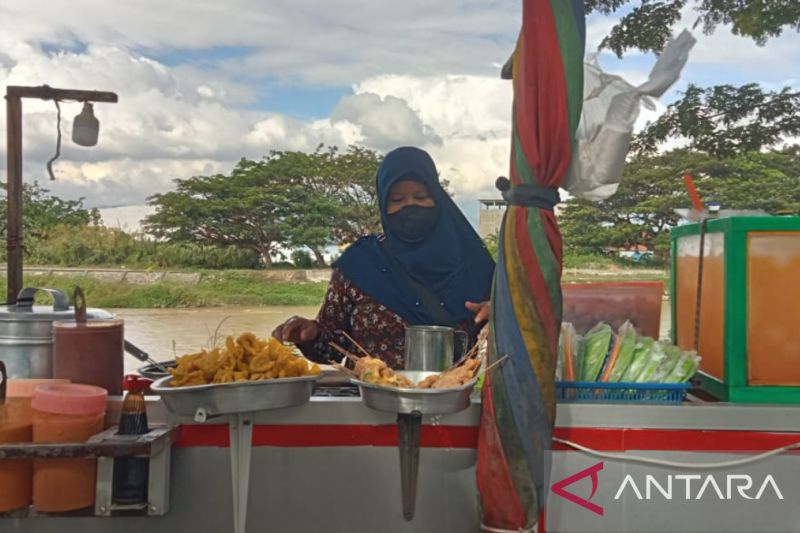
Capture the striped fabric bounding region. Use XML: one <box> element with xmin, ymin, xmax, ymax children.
<box><xmin>477</xmin><ymin>0</ymin><xmax>585</xmax><ymax>529</ymax></box>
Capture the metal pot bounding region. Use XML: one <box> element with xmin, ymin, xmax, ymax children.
<box><xmin>0</xmin><ymin>287</ymin><xmax>114</xmax><ymax>378</ymax></box>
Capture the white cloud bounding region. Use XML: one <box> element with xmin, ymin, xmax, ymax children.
<box><xmin>0</xmin><ymin>30</ymin><xmax>682</xmax><ymax>220</ymax></box>
<box><xmin>25</xmin><ymin>158</ymin><xmax>232</xmax><ymax>207</ymax></box>
<box><xmin>0</xmin><ymin>41</ymin><xmax>368</xmax><ymax>207</ymax></box>
<box><xmin>0</xmin><ymin>29</ymin><xmax>520</xmax><ymax>212</ymax></box>
<box><xmin>355</xmin><ymin>75</ymin><xmax>512</xmax><ymax>138</ymax></box>
<box><xmin>2</xmin><ymin>0</ymin><xmax>519</xmax><ymax>85</ymax></box>
<box><xmin>674</xmin><ymin>1</ymin><xmax>799</xmax><ymax>74</ymax></box>
<box><xmin>245</xmin><ymin>115</ymin><xmax>363</xmax><ymax>152</ymax></box>
<box><xmin>350</xmin><ymin>74</ymin><xmax>514</xmax><ymax>200</ymax></box>
<box><xmin>331</xmin><ymin>92</ymin><xmax>441</xmax><ymax>150</ymax></box>
<box><xmin>98</xmin><ymin>204</ymin><xmax>156</xmax><ymax>233</ymax></box>
<box><xmin>1</xmin><ymin>0</ymin><xmax>797</xmax><ymax>233</ymax></box>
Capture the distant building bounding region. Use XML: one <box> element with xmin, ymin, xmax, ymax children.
<box><xmin>478</xmin><ymin>199</ymin><xmax>506</xmax><ymax>239</ymax></box>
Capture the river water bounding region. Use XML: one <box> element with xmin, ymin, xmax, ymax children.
<box><xmin>117</xmin><ymin>306</ymin><xmax>318</xmax><ymax>373</ymax></box>
<box><xmin>115</xmin><ymin>301</ymin><xmax>672</xmax><ymax>374</ymax></box>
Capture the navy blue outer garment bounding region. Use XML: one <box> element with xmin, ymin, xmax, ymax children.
<box><xmin>333</xmin><ymin>146</ymin><xmax>495</xmax><ymax>325</ymax></box>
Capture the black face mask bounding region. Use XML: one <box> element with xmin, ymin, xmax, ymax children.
<box><xmin>385</xmin><ymin>205</ymin><xmax>438</xmax><ymax>243</ymax></box>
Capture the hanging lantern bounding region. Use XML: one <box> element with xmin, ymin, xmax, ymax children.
<box><xmin>72</xmin><ymin>102</ymin><xmax>99</xmax><ymax>147</ymax></box>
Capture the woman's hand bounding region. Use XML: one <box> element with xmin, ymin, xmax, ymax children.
<box><xmin>271</xmin><ymin>316</ymin><xmax>320</xmax><ymax>345</ymax></box>
<box><xmin>465</xmin><ymin>301</ymin><xmax>490</xmax><ymax>323</ymax></box>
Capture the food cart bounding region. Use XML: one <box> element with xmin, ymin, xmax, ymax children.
<box><xmin>4</xmin><ymin>390</ymin><xmax>800</xmax><ymax>533</ymax></box>
<box><xmin>2</xmin><ymin>216</ymin><xmax>800</xmax><ymax>532</ymax></box>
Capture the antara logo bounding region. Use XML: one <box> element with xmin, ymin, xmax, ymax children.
<box><xmin>551</xmin><ymin>463</ymin><xmax>785</xmax><ymax>516</ymax></box>
<box><xmin>614</xmin><ymin>474</ymin><xmax>784</xmax><ymax>501</ymax></box>
<box><xmin>551</xmin><ymin>461</ymin><xmax>604</xmax><ymax>516</ymax></box>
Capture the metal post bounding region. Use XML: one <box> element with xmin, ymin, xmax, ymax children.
<box><xmin>5</xmin><ymin>90</ymin><xmax>23</xmax><ymax>304</ymax></box>
<box><xmin>3</xmin><ymin>86</ymin><xmax>117</xmax><ymax>304</ymax></box>
<box><xmin>397</xmin><ymin>411</ymin><xmax>422</xmax><ymax>520</ymax></box>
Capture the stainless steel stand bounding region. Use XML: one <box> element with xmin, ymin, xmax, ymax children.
<box><xmin>229</xmin><ymin>413</ymin><xmax>254</xmax><ymax>533</ymax></box>
<box><xmin>0</xmin><ymin>425</ymin><xmax>176</xmax><ymax>518</ymax></box>
<box><xmin>397</xmin><ymin>411</ymin><xmax>422</xmax><ymax>520</ymax></box>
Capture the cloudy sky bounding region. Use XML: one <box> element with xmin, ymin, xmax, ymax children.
<box><xmin>0</xmin><ymin>0</ymin><xmax>798</xmax><ymax>230</ymax></box>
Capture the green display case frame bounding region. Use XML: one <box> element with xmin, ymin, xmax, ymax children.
<box><xmin>670</xmin><ymin>216</ymin><xmax>800</xmax><ymax>404</ymax></box>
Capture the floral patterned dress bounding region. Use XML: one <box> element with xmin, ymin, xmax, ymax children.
<box><xmin>298</xmin><ymin>269</ymin><xmax>483</xmax><ymax>369</ymax></box>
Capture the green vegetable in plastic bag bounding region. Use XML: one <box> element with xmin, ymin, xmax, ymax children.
<box><xmin>607</xmin><ymin>321</ymin><xmax>638</xmax><ymax>382</ymax></box>
<box><xmin>556</xmin><ymin>335</ymin><xmax>564</xmax><ymax>381</ymax></box>
<box><xmin>652</xmin><ymin>345</ymin><xmax>683</xmax><ymax>382</ymax></box>
<box><xmin>475</xmin><ymin>373</ymin><xmax>485</xmax><ymax>391</ymax></box>
<box><xmin>634</xmin><ymin>342</ymin><xmax>668</xmax><ymax>382</ymax></box>
<box><xmin>619</xmin><ymin>337</ymin><xmax>654</xmax><ymax>382</ymax></box>
<box><xmin>559</xmin><ymin>323</ymin><xmax>581</xmax><ymax>381</ymax></box>
<box><xmin>574</xmin><ymin>334</ymin><xmax>584</xmax><ymax>378</ymax></box>
<box><xmin>665</xmin><ymin>351</ymin><xmax>701</xmax><ymax>383</ymax></box>
<box><xmin>579</xmin><ymin>323</ymin><xmax>613</xmax><ymax>381</ymax></box>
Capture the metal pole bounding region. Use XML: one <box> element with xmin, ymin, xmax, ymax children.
<box><xmin>6</xmin><ymin>90</ymin><xmax>23</xmax><ymax>304</ymax></box>
<box><xmin>3</xmin><ymin>86</ymin><xmax>117</xmax><ymax>304</ymax></box>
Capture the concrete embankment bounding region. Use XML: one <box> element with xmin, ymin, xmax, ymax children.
<box><xmin>18</xmin><ymin>267</ymin><xmax>333</xmax><ymax>285</ymax></box>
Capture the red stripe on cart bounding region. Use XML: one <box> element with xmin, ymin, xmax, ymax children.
<box><xmin>175</xmin><ymin>424</ymin><xmax>800</xmax><ymax>451</ymax></box>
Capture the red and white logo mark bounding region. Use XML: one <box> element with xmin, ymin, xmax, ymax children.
<box><xmin>551</xmin><ymin>461</ymin><xmax>604</xmax><ymax>516</ymax></box>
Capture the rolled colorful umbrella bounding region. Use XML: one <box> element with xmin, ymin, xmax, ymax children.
<box><xmin>477</xmin><ymin>0</ymin><xmax>584</xmax><ymax>530</ymax></box>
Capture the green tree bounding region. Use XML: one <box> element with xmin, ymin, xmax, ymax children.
<box><xmin>586</xmin><ymin>1</ymin><xmax>800</xmax><ymax>156</ymax></box>
<box><xmin>633</xmin><ymin>84</ymin><xmax>800</xmax><ymax>157</ymax></box>
<box><xmin>483</xmin><ymin>231</ymin><xmax>499</xmax><ymax>261</ymax></box>
<box><xmin>588</xmin><ymin>0</ymin><xmax>800</xmax><ymax>57</ymax></box>
<box><xmin>326</xmin><ymin>145</ymin><xmax>384</xmax><ymax>243</ymax></box>
<box><xmin>559</xmin><ymin>148</ymin><xmax>800</xmax><ymax>257</ymax></box>
<box><xmin>144</xmin><ymin>159</ymin><xmax>298</xmax><ymax>267</ymax></box>
<box><xmin>259</xmin><ymin>145</ymin><xmax>382</xmax><ymax>266</ymax></box>
<box><xmin>291</xmin><ymin>249</ymin><xmax>314</xmax><ymax>268</ymax></box>
<box><xmin>144</xmin><ymin>146</ymin><xmax>385</xmax><ymax>268</ymax></box>
<box><xmin>560</xmin><ymin>1</ymin><xmax>800</xmax><ymax>263</ymax></box>
<box><xmin>263</xmin><ymin>145</ymin><xmax>449</xmax><ymax>257</ymax></box>
<box><xmin>0</xmin><ymin>181</ymin><xmax>97</xmax><ymax>260</ymax></box>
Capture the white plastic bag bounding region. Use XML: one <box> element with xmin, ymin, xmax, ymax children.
<box><xmin>562</xmin><ymin>29</ymin><xmax>696</xmax><ymax>201</ymax></box>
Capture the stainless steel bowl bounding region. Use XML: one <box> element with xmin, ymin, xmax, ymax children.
<box><xmin>151</xmin><ymin>374</ymin><xmax>320</xmax><ymax>420</ymax></box>
<box><xmin>352</xmin><ymin>371</ymin><xmax>476</xmax><ymax>415</ymax></box>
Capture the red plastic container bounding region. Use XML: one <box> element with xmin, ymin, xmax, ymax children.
<box><xmin>52</xmin><ymin>319</ymin><xmax>124</xmax><ymax>395</ymax></box>
<box><xmin>0</xmin><ymin>378</ymin><xmax>70</xmax><ymax>513</ymax></box>
<box><xmin>562</xmin><ymin>282</ymin><xmax>664</xmax><ymax>339</ymax></box>
<box><xmin>32</xmin><ymin>383</ymin><xmax>108</xmax><ymax>512</ymax></box>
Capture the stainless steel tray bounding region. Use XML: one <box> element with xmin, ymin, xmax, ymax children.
<box><xmin>352</xmin><ymin>371</ymin><xmax>476</xmax><ymax>415</ymax></box>
<box><xmin>151</xmin><ymin>374</ymin><xmax>319</xmax><ymax>420</ymax></box>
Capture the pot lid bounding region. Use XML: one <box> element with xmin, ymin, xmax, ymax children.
<box><xmin>0</xmin><ymin>287</ymin><xmax>114</xmax><ymax>322</ymax></box>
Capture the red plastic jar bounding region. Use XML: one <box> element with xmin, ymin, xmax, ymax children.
<box><xmin>0</xmin><ymin>379</ymin><xmax>70</xmax><ymax>513</ymax></box>
<box><xmin>32</xmin><ymin>383</ymin><xmax>107</xmax><ymax>512</ymax></box>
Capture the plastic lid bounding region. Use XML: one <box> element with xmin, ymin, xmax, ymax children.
<box><xmin>7</xmin><ymin>379</ymin><xmax>70</xmax><ymax>398</ymax></box>
<box><xmin>52</xmin><ymin>318</ymin><xmax>123</xmax><ymax>331</ymax></box>
<box><xmin>32</xmin><ymin>383</ymin><xmax>108</xmax><ymax>416</ymax></box>
<box><xmin>123</xmin><ymin>375</ymin><xmax>152</xmax><ymax>394</ymax></box>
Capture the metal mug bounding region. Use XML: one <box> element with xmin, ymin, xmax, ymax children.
<box><xmin>404</xmin><ymin>326</ymin><xmax>468</xmax><ymax>371</ymax></box>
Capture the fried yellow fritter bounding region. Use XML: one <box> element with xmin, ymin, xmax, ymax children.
<box><xmin>168</xmin><ymin>333</ymin><xmax>320</xmax><ymax>387</ymax></box>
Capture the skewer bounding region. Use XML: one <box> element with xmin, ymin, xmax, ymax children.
<box><xmin>328</xmin><ymin>343</ymin><xmax>360</xmax><ymax>364</ymax></box>
<box><xmin>328</xmin><ymin>342</ymin><xmax>361</xmax><ymax>364</ymax></box>
<box><xmin>463</xmin><ymin>340</ymin><xmax>482</xmax><ymax>361</ymax></box>
<box><xmin>478</xmin><ymin>354</ymin><xmax>510</xmax><ymax>378</ymax></box>
<box><xmin>329</xmin><ymin>361</ymin><xmax>358</xmax><ymax>378</ymax></box>
<box><xmin>339</xmin><ymin>331</ymin><xmax>374</xmax><ymax>359</ymax></box>
<box><xmin>447</xmin><ymin>328</ymin><xmax>487</xmax><ymax>370</ymax></box>
<box><xmin>447</xmin><ymin>349</ymin><xmax>476</xmax><ymax>371</ymax></box>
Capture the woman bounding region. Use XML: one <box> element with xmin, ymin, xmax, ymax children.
<box><xmin>272</xmin><ymin>146</ymin><xmax>495</xmax><ymax>369</ymax></box>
